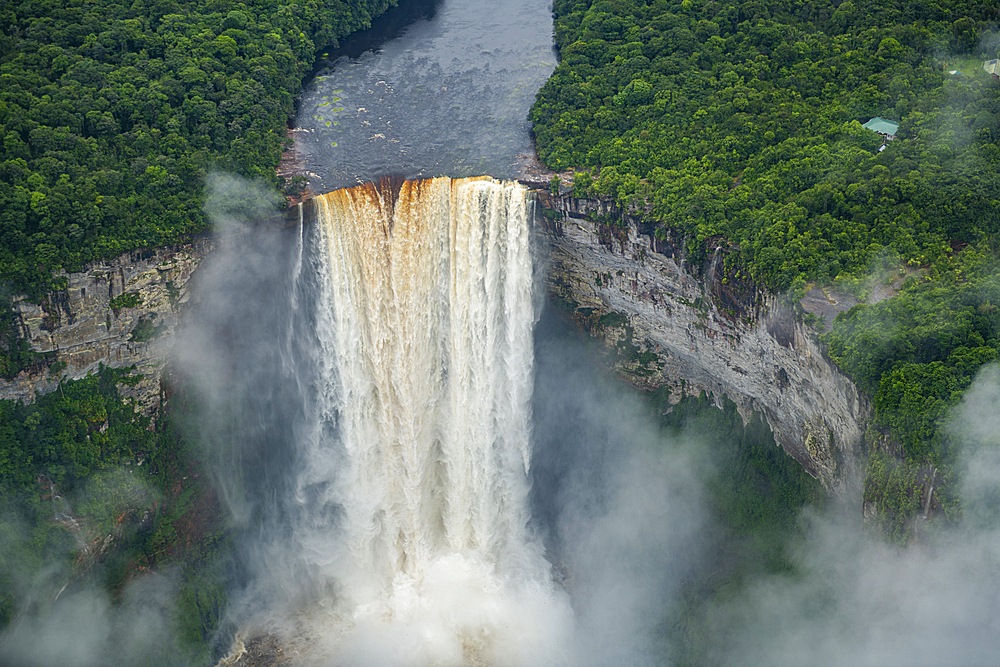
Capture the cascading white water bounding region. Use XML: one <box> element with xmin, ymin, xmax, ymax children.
<box><xmin>288</xmin><ymin>177</ymin><xmax>572</xmax><ymax>666</ymax></box>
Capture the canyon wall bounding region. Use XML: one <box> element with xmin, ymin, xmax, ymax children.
<box><xmin>534</xmin><ymin>193</ymin><xmax>869</xmax><ymax>494</ymax></box>
<box><xmin>0</xmin><ymin>240</ymin><xmax>213</xmax><ymax>413</ymax></box>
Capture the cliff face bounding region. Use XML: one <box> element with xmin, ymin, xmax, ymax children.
<box><xmin>0</xmin><ymin>240</ymin><xmax>213</xmax><ymax>413</ymax></box>
<box><xmin>3</xmin><ymin>192</ymin><xmax>869</xmax><ymax>493</ymax></box>
<box><xmin>535</xmin><ymin>194</ymin><xmax>868</xmax><ymax>494</ymax></box>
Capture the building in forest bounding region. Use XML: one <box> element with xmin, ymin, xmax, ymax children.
<box><xmin>863</xmin><ymin>117</ymin><xmax>899</xmax><ymax>141</ymax></box>
<box><xmin>984</xmin><ymin>59</ymin><xmax>1000</xmax><ymax>80</ymax></box>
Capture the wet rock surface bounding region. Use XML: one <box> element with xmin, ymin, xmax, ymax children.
<box><xmin>218</xmin><ymin>633</ymin><xmax>294</xmax><ymax>667</ymax></box>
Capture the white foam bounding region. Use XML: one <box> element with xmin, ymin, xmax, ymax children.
<box><xmin>277</xmin><ymin>177</ymin><xmax>572</xmax><ymax>665</ymax></box>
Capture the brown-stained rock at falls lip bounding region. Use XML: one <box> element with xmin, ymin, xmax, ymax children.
<box><xmin>373</xmin><ymin>173</ymin><xmax>407</xmax><ymax>222</ymax></box>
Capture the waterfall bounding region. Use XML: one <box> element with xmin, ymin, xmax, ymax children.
<box><xmin>286</xmin><ymin>176</ymin><xmax>571</xmax><ymax>666</ymax></box>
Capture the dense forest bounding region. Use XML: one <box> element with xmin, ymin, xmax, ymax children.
<box><xmin>2</xmin><ymin>0</ymin><xmax>999</xmax><ymax>658</ymax></box>
<box><xmin>0</xmin><ymin>0</ymin><xmax>395</xmax><ymax>297</ymax></box>
<box><xmin>531</xmin><ymin>0</ymin><xmax>1000</xmax><ymax>540</ymax></box>
<box><xmin>533</xmin><ymin>0</ymin><xmax>999</xmax><ymax>289</ymax></box>
<box><xmin>0</xmin><ymin>0</ymin><xmax>396</xmax><ymax>659</ymax></box>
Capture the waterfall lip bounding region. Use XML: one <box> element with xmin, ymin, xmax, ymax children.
<box><xmin>288</xmin><ymin>173</ymin><xmax>547</xmax><ymax>211</ymax></box>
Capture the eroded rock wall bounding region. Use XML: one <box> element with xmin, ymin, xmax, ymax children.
<box><xmin>0</xmin><ymin>240</ymin><xmax>214</xmax><ymax>412</ymax></box>
<box><xmin>4</xmin><ymin>191</ymin><xmax>870</xmax><ymax>493</ymax></box>
<box><xmin>535</xmin><ymin>194</ymin><xmax>868</xmax><ymax>494</ymax></box>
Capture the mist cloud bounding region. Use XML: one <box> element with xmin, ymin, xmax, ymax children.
<box><xmin>698</xmin><ymin>364</ymin><xmax>1000</xmax><ymax>667</ymax></box>
<box><xmin>203</xmin><ymin>173</ymin><xmax>285</xmax><ymax>235</ymax></box>
<box><xmin>530</xmin><ymin>313</ymin><xmax>708</xmax><ymax>666</ymax></box>
<box><xmin>0</xmin><ymin>568</ymin><xmax>191</xmax><ymax>667</ymax></box>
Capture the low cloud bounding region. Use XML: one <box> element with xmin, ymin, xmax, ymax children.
<box><xmin>699</xmin><ymin>364</ymin><xmax>1000</xmax><ymax>667</ymax></box>
<box><xmin>203</xmin><ymin>172</ymin><xmax>285</xmax><ymax>234</ymax></box>
<box><xmin>0</xmin><ymin>567</ymin><xmax>191</xmax><ymax>667</ymax></box>
<box><xmin>530</xmin><ymin>309</ymin><xmax>708</xmax><ymax>666</ymax></box>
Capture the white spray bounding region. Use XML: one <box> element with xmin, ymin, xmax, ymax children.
<box><xmin>284</xmin><ymin>177</ymin><xmax>572</xmax><ymax>666</ymax></box>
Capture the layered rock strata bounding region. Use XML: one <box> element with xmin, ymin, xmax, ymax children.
<box><xmin>535</xmin><ymin>194</ymin><xmax>869</xmax><ymax>494</ymax></box>
<box><xmin>0</xmin><ymin>240</ymin><xmax>213</xmax><ymax>413</ymax></box>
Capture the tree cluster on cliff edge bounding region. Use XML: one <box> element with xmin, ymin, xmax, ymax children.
<box><xmin>0</xmin><ymin>0</ymin><xmax>397</xmax><ymax>299</ymax></box>
<box><xmin>530</xmin><ymin>0</ymin><xmax>1000</xmax><ymax>537</ymax></box>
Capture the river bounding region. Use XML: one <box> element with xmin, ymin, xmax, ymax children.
<box><xmin>293</xmin><ymin>0</ymin><xmax>557</xmax><ymax>192</ymax></box>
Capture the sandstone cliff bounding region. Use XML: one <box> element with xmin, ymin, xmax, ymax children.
<box><xmin>0</xmin><ymin>240</ymin><xmax>213</xmax><ymax>413</ymax></box>
<box><xmin>534</xmin><ymin>193</ymin><xmax>869</xmax><ymax>495</ymax></box>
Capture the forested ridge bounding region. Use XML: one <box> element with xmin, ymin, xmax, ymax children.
<box><xmin>533</xmin><ymin>0</ymin><xmax>999</xmax><ymax>288</ymax></box>
<box><xmin>0</xmin><ymin>0</ymin><xmax>395</xmax><ymax>297</ymax></box>
<box><xmin>531</xmin><ymin>0</ymin><xmax>1000</xmax><ymax>539</ymax></box>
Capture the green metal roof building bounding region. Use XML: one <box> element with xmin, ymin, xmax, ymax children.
<box><xmin>862</xmin><ymin>117</ymin><xmax>899</xmax><ymax>138</ymax></box>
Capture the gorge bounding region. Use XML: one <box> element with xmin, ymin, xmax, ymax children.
<box><xmin>6</xmin><ymin>0</ymin><xmax>1000</xmax><ymax>665</ymax></box>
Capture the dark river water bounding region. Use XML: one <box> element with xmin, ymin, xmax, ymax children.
<box><xmin>292</xmin><ymin>0</ymin><xmax>556</xmax><ymax>192</ymax></box>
